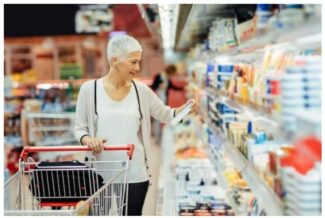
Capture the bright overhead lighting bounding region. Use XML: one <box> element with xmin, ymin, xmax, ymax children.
<box><xmin>158</xmin><ymin>4</ymin><xmax>179</xmax><ymax>50</ymax></box>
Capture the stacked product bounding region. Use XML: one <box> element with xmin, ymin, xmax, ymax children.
<box><xmin>176</xmin><ymin>159</ymin><xmax>235</xmax><ymax>216</ymax></box>
<box><xmin>206</xmin><ymin>96</ymin><xmax>322</xmax><ymax>215</ymax></box>
<box><xmin>206</xmin><ymin>124</ymin><xmax>264</xmax><ymax>216</ymax></box>
<box><xmin>208</xmin><ymin>17</ymin><xmax>237</xmax><ymax>52</ymax></box>
<box><xmin>59</xmin><ymin>63</ymin><xmax>83</xmax><ymax>80</ymax></box>
<box><xmin>173</xmin><ymin>120</ymin><xmax>235</xmax><ymax>216</ymax></box>
<box><xmin>280</xmin><ymin>136</ymin><xmax>321</xmax><ymax>215</ymax></box>
<box><xmin>185</xmin><ymin>3</ymin><xmax>321</xmax><ymax>216</ymax></box>
<box><xmin>207</xmin><ymin>4</ymin><xmax>320</xmax><ymax>52</ymax></box>
<box><xmin>280</xmin><ymin>55</ymin><xmax>321</xmax><ymax>131</ymax></box>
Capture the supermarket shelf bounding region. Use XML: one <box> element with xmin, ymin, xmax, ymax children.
<box><xmin>35</xmin><ymin>137</ymin><xmax>77</xmax><ymax>146</ymax></box>
<box><xmin>30</xmin><ymin>126</ymin><xmax>73</xmax><ymax>131</ymax></box>
<box><xmin>211</xmin><ymin>18</ymin><xmax>321</xmax><ymax>57</ymax></box>
<box><xmin>26</xmin><ymin>112</ymin><xmax>75</xmax><ymax>119</ymax></box>
<box><xmin>206</xmin><ymin>87</ymin><xmax>297</xmax><ymax>141</ymax></box>
<box><xmin>4</xmin><ymin>111</ymin><xmax>21</xmax><ymax>117</ymax></box>
<box><xmin>207</xmin><ymin>119</ymin><xmax>284</xmax><ymax>216</ymax></box>
<box><xmin>226</xmin><ymin>192</ymin><xmax>247</xmax><ymax>216</ymax></box>
<box><xmin>5</xmin><ymin>95</ymin><xmax>34</xmax><ymax>99</ymax></box>
<box><xmin>208</xmin><ymin>146</ymin><xmax>241</xmax><ymax>216</ymax></box>
<box><xmin>207</xmin><ymin>87</ymin><xmax>273</xmax><ymax>117</ymax></box>
<box><xmin>11</xmin><ymin>76</ymin><xmax>153</xmax><ymax>88</ymax></box>
<box><xmin>238</xmin><ymin>18</ymin><xmax>321</xmax><ymax>53</ymax></box>
<box><xmin>11</xmin><ymin>78</ymin><xmax>89</xmax><ymax>87</ymax></box>
<box><xmin>200</xmin><ymin>19</ymin><xmax>321</xmax><ymax>62</ymax></box>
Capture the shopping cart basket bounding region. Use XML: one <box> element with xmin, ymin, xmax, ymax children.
<box><xmin>4</xmin><ymin>144</ymin><xmax>134</xmax><ymax>216</ymax></box>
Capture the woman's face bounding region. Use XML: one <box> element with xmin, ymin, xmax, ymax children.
<box><xmin>113</xmin><ymin>51</ymin><xmax>142</xmax><ymax>80</ymax></box>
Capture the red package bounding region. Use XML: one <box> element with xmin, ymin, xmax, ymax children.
<box><xmin>280</xmin><ymin>136</ymin><xmax>321</xmax><ymax>175</ymax></box>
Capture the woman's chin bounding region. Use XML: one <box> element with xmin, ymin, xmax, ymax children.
<box><xmin>129</xmin><ymin>73</ymin><xmax>136</xmax><ymax>79</ymax></box>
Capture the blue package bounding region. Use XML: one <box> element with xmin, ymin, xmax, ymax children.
<box><xmin>218</xmin><ymin>64</ymin><xmax>234</xmax><ymax>73</ymax></box>
<box><xmin>216</xmin><ymin>103</ymin><xmax>237</xmax><ymax>114</ymax></box>
<box><xmin>285</xmin><ymin>4</ymin><xmax>304</xmax><ymax>9</ymax></box>
<box><xmin>257</xmin><ymin>4</ymin><xmax>272</xmax><ymax>11</ymax></box>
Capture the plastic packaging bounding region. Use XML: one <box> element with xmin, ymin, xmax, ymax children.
<box><xmin>171</xmin><ymin>102</ymin><xmax>194</xmax><ymax>126</ymax></box>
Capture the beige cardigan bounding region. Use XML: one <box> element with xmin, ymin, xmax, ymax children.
<box><xmin>74</xmin><ymin>79</ymin><xmax>176</xmax><ymax>179</ymax></box>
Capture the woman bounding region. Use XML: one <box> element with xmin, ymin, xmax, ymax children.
<box><xmin>74</xmin><ymin>35</ymin><xmax>199</xmax><ymax>215</ymax></box>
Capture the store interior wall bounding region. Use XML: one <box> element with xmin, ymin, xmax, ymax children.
<box><xmin>4</xmin><ymin>36</ymin><xmax>165</xmax><ymax>79</ymax></box>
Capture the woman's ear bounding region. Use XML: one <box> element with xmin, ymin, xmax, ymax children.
<box><xmin>110</xmin><ymin>57</ymin><xmax>118</xmax><ymax>66</ymax></box>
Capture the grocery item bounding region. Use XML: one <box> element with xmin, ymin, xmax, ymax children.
<box><xmin>171</xmin><ymin>101</ymin><xmax>194</xmax><ymax>126</ymax></box>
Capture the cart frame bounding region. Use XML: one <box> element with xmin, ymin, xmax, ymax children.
<box><xmin>4</xmin><ymin>144</ymin><xmax>134</xmax><ymax>216</ymax></box>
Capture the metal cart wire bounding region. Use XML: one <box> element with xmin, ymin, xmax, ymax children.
<box><xmin>4</xmin><ymin>144</ymin><xmax>134</xmax><ymax>216</ymax></box>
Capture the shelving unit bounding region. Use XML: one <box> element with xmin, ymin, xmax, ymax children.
<box><xmin>201</xmin><ymin>101</ymin><xmax>285</xmax><ymax>214</ymax></box>
<box><xmin>200</xmin><ymin>91</ymin><xmax>286</xmax><ymax>214</ymax></box>
<box><xmin>206</xmin><ymin>86</ymin><xmax>320</xmax><ymax>142</ymax></box>
<box><xmin>5</xmin><ymin>45</ymin><xmax>35</xmax><ymax>76</ymax></box>
<box><xmin>185</xmin><ymin>6</ymin><xmax>321</xmax><ymax>214</ymax></box>
<box><xmin>25</xmin><ymin>112</ymin><xmax>77</xmax><ymax>147</ymax></box>
<box><xmin>204</xmin><ymin>113</ymin><xmax>284</xmax><ymax>215</ymax></box>
<box><xmin>207</xmin><ymin>146</ymin><xmax>243</xmax><ymax>216</ymax></box>
<box><xmin>236</xmin><ymin>19</ymin><xmax>321</xmax><ymax>54</ymax></box>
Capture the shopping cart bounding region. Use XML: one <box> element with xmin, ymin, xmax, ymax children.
<box><xmin>4</xmin><ymin>144</ymin><xmax>134</xmax><ymax>216</ymax></box>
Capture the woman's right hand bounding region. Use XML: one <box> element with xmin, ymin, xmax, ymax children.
<box><xmin>82</xmin><ymin>136</ymin><xmax>107</xmax><ymax>153</ymax></box>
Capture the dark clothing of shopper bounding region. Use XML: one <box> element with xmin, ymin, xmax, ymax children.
<box><xmin>124</xmin><ymin>181</ymin><xmax>149</xmax><ymax>215</ymax></box>
<box><xmin>150</xmin><ymin>64</ymin><xmax>184</xmax><ymax>104</ymax></box>
<box><xmin>150</xmin><ymin>73</ymin><xmax>184</xmax><ymax>104</ymax></box>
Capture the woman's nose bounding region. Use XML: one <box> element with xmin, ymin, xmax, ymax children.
<box><xmin>135</xmin><ymin>63</ymin><xmax>140</xmax><ymax>71</ymax></box>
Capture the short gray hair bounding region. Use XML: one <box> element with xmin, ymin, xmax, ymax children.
<box><xmin>107</xmin><ymin>35</ymin><xmax>142</xmax><ymax>62</ymax></box>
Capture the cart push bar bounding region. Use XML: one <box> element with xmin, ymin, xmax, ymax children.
<box><xmin>20</xmin><ymin>144</ymin><xmax>135</xmax><ymax>160</ymax></box>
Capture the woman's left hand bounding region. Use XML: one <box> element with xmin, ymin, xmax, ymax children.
<box><xmin>187</xmin><ymin>99</ymin><xmax>199</xmax><ymax>115</ymax></box>
<box><xmin>175</xmin><ymin>99</ymin><xmax>200</xmax><ymax>117</ymax></box>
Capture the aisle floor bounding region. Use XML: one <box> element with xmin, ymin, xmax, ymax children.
<box><xmin>142</xmin><ymin>137</ymin><xmax>161</xmax><ymax>216</ymax></box>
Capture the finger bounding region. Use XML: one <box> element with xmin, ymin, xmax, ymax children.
<box><xmin>97</xmin><ymin>139</ymin><xmax>103</xmax><ymax>152</ymax></box>
<box><xmin>98</xmin><ymin>138</ymin><xmax>104</xmax><ymax>146</ymax></box>
<box><xmin>98</xmin><ymin>139</ymin><xmax>104</xmax><ymax>152</ymax></box>
<box><xmin>95</xmin><ymin>140</ymin><xmax>101</xmax><ymax>152</ymax></box>
<box><xmin>190</xmin><ymin>105</ymin><xmax>198</xmax><ymax>114</ymax></box>
<box><xmin>92</xmin><ymin>141</ymin><xmax>99</xmax><ymax>152</ymax></box>
<box><xmin>86</xmin><ymin>141</ymin><xmax>92</xmax><ymax>148</ymax></box>
<box><xmin>94</xmin><ymin>144</ymin><xmax>100</xmax><ymax>153</ymax></box>
<box><xmin>187</xmin><ymin>99</ymin><xmax>194</xmax><ymax>105</ymax></box>
<box><xmin>90</xmin><ymin>141</ymin><xmax>97</xmax><ymax>152</ymax></box>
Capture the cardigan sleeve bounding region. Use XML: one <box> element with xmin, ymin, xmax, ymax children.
<box><xmin>147</xmin><ymin>85</ymin><xmax>176</xmax><ymax>123</ymax></box>
<box><xmin>74</xmin><ymin>84</ymin><xmax>90</xmax><ymax>144</ymax></box>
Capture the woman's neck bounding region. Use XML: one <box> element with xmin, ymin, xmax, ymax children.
<box><xmin>103</xmin><ymin>69</ymin><xmax>129</xmax><ymax>89</ymax></box>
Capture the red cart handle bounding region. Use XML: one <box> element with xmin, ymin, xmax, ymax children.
<box><xmin>20</xmin><ymin>144</ymin><xmax>135</xmax><ymax>160</ymax></box>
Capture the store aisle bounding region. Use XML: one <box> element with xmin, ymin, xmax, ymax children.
<box><xmin>142</xmin><ymin>137</ymin><xmax>161</xmax><ymax>215</ymax></box>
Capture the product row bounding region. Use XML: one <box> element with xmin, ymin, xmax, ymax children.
<box><xmin>170</xmin><ymin>117</ymin><xmax>268</xmax><ymax>216</ymax></box>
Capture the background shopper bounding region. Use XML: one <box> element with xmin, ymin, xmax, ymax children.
<box><xmin>150</xmin><ymin>64</ymin><xmax>184</xmax><ymax>105</ymax></box>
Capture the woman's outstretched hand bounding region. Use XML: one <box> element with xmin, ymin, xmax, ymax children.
<box><xmin>176</xmin><ymin>99</ymin><xmax>200</xmax><ymax>116</ymax></box>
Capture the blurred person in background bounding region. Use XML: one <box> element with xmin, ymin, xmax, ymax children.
<box><xmin>74</xmin><ymin>35</ymin><xmax>199</xmax><ymax>216</ymax></box>
<box><xmin>150</xmin><ymin>64</ymin><xmax>185</xmax><ymax>141</ymax></box>
<box><xmin>150</xmin><ymin>64</ymin><xmax>184</xmax><ymax>105</ymax></box>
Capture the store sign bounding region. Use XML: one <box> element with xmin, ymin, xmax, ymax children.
<box><xmin>75</xmin><ymin>4</ymin><xmax>113</xmax><ymax>33</ymax></box>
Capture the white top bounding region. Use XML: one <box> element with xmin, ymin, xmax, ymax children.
<box><xmin>95</xmin><ymin>78</ymin><xmax>149</xmax><ymax>183</ymax></box>
<box><xmin>74</xmin><ymin>79</ymin><xmax>176</xmax><ymax>183</ymax></box>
